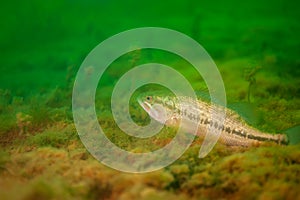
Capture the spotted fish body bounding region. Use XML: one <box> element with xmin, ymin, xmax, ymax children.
<box><xmin>138</xmin><ymin>94</ymin><xmax>288</xmax><ymax>146</ymax></box>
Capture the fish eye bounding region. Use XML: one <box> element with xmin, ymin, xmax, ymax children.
<box><xmin>146</xmin><ymin>96</ymin><xmax>152</xmax><ymax>101</ymax></box>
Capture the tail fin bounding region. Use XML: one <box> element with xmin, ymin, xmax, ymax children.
<box><xmin>284</xmin><ymin>125</ymin><xmax>300</xmax><ymax>145</ymax></box>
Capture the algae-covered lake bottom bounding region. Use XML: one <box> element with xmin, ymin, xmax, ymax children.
<box><xmin>1</xmin><ymin>0</ymin><xmax>300</xmax><ymax>199</ymax></box>
<box><xmin>0</xmin><ymin>57</ymin><xmax>299</xmax><ymax>200</ymax></box>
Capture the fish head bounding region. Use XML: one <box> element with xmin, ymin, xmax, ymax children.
<box><xmin>137</xmin><ymin>93</ymin><xmax>177</xmax><ymax>125</ymax></box>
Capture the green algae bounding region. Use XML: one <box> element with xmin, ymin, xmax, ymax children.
<box><xmin>24</xmin><ymin>123</ymin><xmax>77</xmax><ymax>148</ymax></box>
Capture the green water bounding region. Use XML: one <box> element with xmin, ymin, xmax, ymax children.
<box><xmin>1</xmin><ymin>0</ymin><xmax>299</xmax><ymax>93</ymax></box>
<box><xmin>0</xmin><ymin>0</ymin><xmax>299</xmax><ymax>199</ymax></box>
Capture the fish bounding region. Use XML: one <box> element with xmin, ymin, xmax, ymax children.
<box><xmin>137</xmin><ymin>93</ymin><xmax>298</xmax><ymax>147</ymax></box>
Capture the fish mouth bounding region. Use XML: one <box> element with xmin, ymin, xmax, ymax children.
<box><xmin>138</xmin><ymin>99</ymin><xmax>151</xmax><ymax>112</ymax></box>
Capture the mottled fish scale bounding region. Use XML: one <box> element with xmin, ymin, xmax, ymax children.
<box><xmin>145</xmin><ymin>95</ymin><xmax>288</xmax><ymax>146</ymax></box>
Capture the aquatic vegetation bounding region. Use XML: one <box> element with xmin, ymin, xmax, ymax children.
<box><xmin>0</xmin><ymin>150</ymin><xmax>9</xmax><ymax>172</ymax></box>
<box><xmin>24</xmin><ymin>123</ymin><xmax>77</xmax><ymax>148</ymax></box>
<box><xmin>244</xmin><ymin>65</ymin><xmax>261</xmax><ymax>103</ymax></box>
<box><xmin>16</xmin><ymin>112</ymin><xmax>32</xmax><ymax>135</ymax></box>
<box><xmin>0</xmin><ymin>89</ymin><xmax>11</xmax><ymax>113</ymax></box>
<box><xmin>0</xmin><ymin>114</ymin><xmax>16</xmax><ymax>137</ymax></box>
<box><xmin>0</xmin><ymin>62</ymin><xmax>299</xmax><ymax>199</ymax></box>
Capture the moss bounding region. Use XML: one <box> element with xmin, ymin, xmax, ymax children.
<box><xmin>1</xmin><ymin>59</ymin><xmax>299</xmax><ymax>199</ymax></box>
<box><xmin>25</xmin><ymin>123</ymin><xmax>77</xmax><ymax>148</ymax></box>
<box><xmin>141</xmin><ymin>171</ymin><xmax>174</xmax><ymax>189</ymax></box>
<box><xmin>0</xmin><ymin>114</ymin><xmax>16</xmax><ymax>136</ymax></box>
<box><xmin>0</xmin><ymin>177</ymin><xmax>74</xmax><ymax>200</ymax></box>
<box><xmin>23</xmin><ymin>181</ymin><xmax>55</xmax><ymax>200</ymax></box>
<box><xmin>0</xmin><ymin>150</ymin><xmax>10</xmax><ymax>172</ymax></box>
<box><xmin>170</xmin><ymin>164</ymin><xmax>190</xmax><ymax>175</ymax></box>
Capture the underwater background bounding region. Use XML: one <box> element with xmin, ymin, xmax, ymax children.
<box><xmin>0</xmin><ymin>0</ymin><xmax>299</xmax><ymax>199</ymax></box>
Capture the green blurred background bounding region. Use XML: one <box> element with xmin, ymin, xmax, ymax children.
<box><xmin>1</xmin><ymin>0</ymin><xmax>299</xmax><ymax>96</ymax></box>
